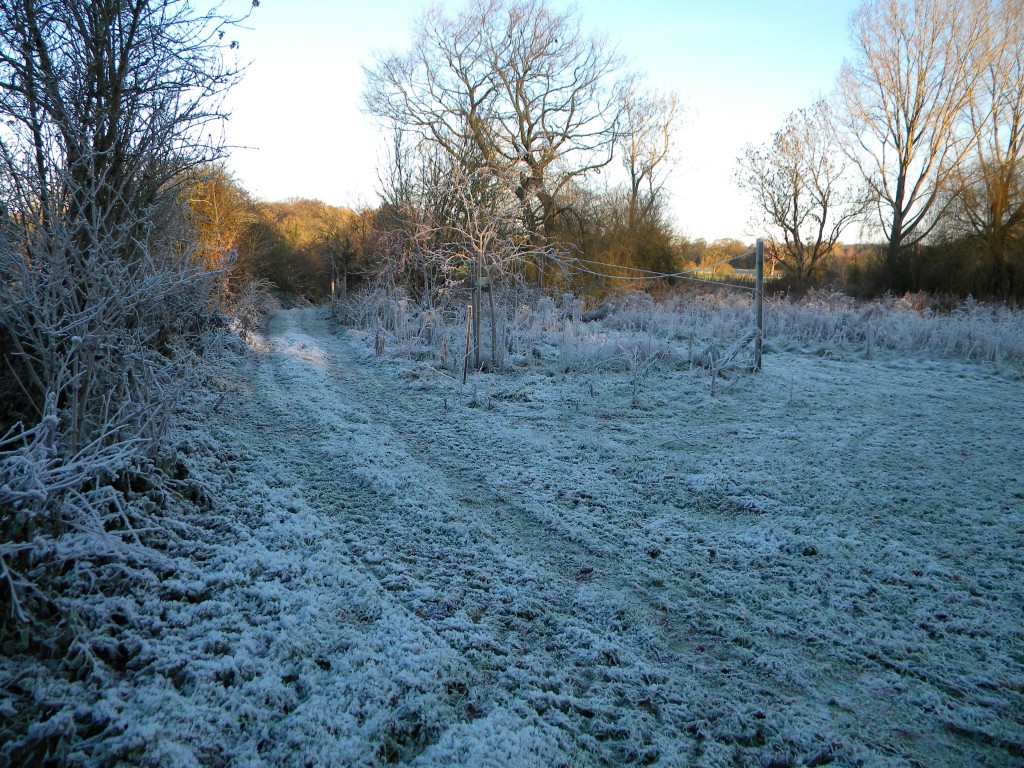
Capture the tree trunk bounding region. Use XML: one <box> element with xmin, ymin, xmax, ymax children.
<box><xmin>885</xmin><ymin>175</ymin><xmax>908</xmax><ymax>287</ymax></box>
<box><xmin>473</xmin><ymin>253</ymin><xmax>482</xmax><ymax>369</ymax></box>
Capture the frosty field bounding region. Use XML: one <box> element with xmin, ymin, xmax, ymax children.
<box><xmin>7</xmin><ymin>300</ymin><xmax>1022</xmax><ymax>766</ymax></box>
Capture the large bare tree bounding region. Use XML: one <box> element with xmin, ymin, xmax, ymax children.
<box><xmin>839</xmin><ymin>0</ymin><xmax>988</xmax><ymax>282</ymax></box>
<box><xmin>617</xmin><ymin>78</ymin><xmax>680</xmax><ymax>232</ymax></box>
<box><xmin>736</xmin><ymin>102</ymin><xmax>866</xmax><ymax>287</ymax></box>
<box><xmin>947</xmin><ymin>0</ymin><xmax>1024</xmax><ymax>296</ymax></box>
<box><xmin>363</xmin><ymin>0</ymin><xmax>623</xmax><ymax>259</ymax></box>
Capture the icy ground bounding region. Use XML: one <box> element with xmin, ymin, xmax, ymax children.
<box><xmin>39</xmin><ymin>306</ymin><xmax>1024</xmax><ymax>765</ymax></box>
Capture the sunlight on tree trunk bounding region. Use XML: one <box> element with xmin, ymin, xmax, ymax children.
<box><xmin>945</xmin><ymin>0</ymin><xmax>1024</xmax><ymax>298</ymax></box>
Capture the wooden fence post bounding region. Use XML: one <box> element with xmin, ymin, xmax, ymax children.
<box><xmin>755</xmin><ymin>237</ymin><xmax>764</xmax><ymax>372</ymax></box>
<box><xmin>462</xmin><ymin>304</ymin><xmax>473</xmax><ymax>385</ymax></box>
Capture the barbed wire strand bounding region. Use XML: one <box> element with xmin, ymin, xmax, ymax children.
<box><xmin>533</xmin><ymin>247</ymin><xmax>759</xmax><ymax>292</ymax></box>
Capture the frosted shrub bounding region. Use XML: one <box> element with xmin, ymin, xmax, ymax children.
<box><xmin>0</xmin><ymin>217</ymin><xmax>221</xmax><ymax>635</ymax></box>
<box><xmin>503</xmin><ymin>304</ymin><xmax>537</xmax><ymax>366</ymax></box>
<box><xmin>600</xmin><ymin>292</ymin><xmax>657</xmax><ymax>332</ymax></box>
<box><xmin>535</xmin><ymin>296</ymin><xmax>558</xmax><ymax>330</ymax></box>
<box><xmin>763</xmin><ymin>291</ymin><xmax>1024</xmax><ymax>363</ymax></box>
<box><xmin>562</xmin><ymin>292</ymin><xmax>584</xmax><ymax>322</ymax></box>
<box><xmin>337</xmin><ymin>286</ymin><xmax>390</xmax><ymax>328</ymax></box>
<box><xmin>227</xmin><ymin>278</ymin><xmax>278</xmax><ymax>340</ymax></box>
<box><xmin>0</xmin><ymin>9</ymin><xmax>253</xmax><ymax>745</ymax></box>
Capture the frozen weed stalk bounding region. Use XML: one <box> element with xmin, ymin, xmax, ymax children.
<box><xmin>629</xmin><ymin>343</ymin><xmax>662</xmax><ymax>407</ymax></box>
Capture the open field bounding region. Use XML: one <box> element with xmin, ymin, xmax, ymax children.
<box><xmin>4</xmin><ymin>296</ymin><xmax>1023</xmax><ymax>766</ymax></box>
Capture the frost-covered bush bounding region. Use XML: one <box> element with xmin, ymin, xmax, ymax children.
<box><xmin>0</xmin><ymin>0</ymin><xmax>247</xmax><ymax>713</ymax></box>
<box><xmin>0</xmin><ymin>208</ymin><xmax>224</xmax><ymax>636</ymax></box>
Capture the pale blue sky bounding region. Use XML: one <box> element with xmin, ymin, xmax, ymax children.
<box><xmin>223</xmin><ymin>0</ymin><xmax>863</xmax><ymax>241</ymax></box>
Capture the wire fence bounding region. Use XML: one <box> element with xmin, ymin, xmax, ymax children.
<box><xmin>561</xmin><ymin>240</ymin><xmax>768</xmax><ymax>372</ymax></box>
<box><xmin>562</xmin><ymin>250</ymin><xmax>762</xmax><ymax>293</ymax></box>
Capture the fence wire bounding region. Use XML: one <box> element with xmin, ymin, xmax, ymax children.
<box><xmin>565</xmin><ymin>250</ymin><xmax>759</xmax><ymax>293</ymax></box>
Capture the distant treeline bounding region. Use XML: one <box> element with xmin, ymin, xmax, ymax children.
<box><xmin>188</xmin><ymin>166</ymin><xmax>1022</xmax><ymax>305</ymax></box>
<box><xmin>193</xmin><ymin>0</ymin><xmax>1024</xmax><ymax>305</ymax></box>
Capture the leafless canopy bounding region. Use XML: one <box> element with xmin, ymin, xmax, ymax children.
<box><xmin>617</xmin><ymin>77</ymin><xmax>681</xmax><ymax>231</ymax></box>
<box><xmin>839</xmin><ymin>0</ymin><xmax>989</xmax><ymax>266</ymax></box>
<box><xmin>737</xmin><ymin>102</ymin><xmax>867</xmax><ymax>285</ymax></box>
<box><xmin>945</xmin><ymin>0</ymin><xmax>1024</xmax><ymax>294</ymax></box>
<box><xmin>363</xmin><ymin>0</ymin><xmax>623</xmax><ymax>240</ymax></box>
<box><xmin>0</xmin><ymin>0</ymin><xmax>243</xmax><ymax>245</ymax></box>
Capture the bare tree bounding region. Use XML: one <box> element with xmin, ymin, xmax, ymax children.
<box><xmin>736</xmin><ymin>102</ymin><xmax>866</xmax><ymax>287</ymax></box>
<box><xmin>364</xmin><ymin>0</ymin><xmax>623</xmax><ymax>287</ymax></box>
<box><xmin>839</xmin><ymin>0</ymin><xmax>989</xmax><ymax>283</ymax></box>
<box><xmin>946</xmin><ymin>0</ymin><xmax>1024</xmax><ymax>296</ymax></box>
<box><xmin>183</xmin><ymin>164</ymin><xmax>260</xmax><ymax>299</ymax></box>
<box><xmin>373</xmin><ymin>133</ymin><xmax>474</xmax><ymax>307</ymax></box>
<box><xmin>440</xmin><ymin>164</ymin><xmax>552</xmax><ymax>368</ymax></box>
<box><xmin>0</xmin><ymin>0</ymin><xmax>242</xmax><ymax>254</ymax></box>
<box><xmin>617</xmin><ymin>78</ymin><xmax>681</xmax><ymax>232</ymax></box>
<box><xmin>375</xmin><ymin>142</ymin><xmax>549</xmax><ymax>365</ymax></box>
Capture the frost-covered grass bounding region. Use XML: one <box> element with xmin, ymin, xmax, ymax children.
<box><xmin>3</xmin><ymin>294</ymin><xmax>1023</xmax><ymax>766</ymax></box>
<box><xmin>341</xmin><ymin>288</ymin><xmax>1024</xmax><ymax>382</ymax></box>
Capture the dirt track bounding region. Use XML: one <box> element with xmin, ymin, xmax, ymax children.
<box><xmin>200</xmin><ymin>306</ymin><xmax>1023</xmax><ymax>766</ymax></box>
